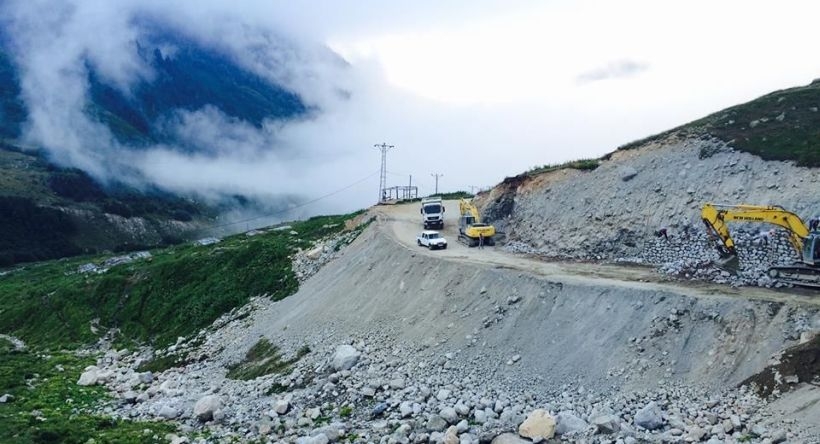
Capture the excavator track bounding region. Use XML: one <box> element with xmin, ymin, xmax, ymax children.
<box><xmin>768</xmin><ymin>264</ymin><xmax>820</xmax><ymax>289</ymax></box>
<box><xmin>458</xmin><ymin>233</ymin><xmax>495</xmax><ymax>248</ymax></box>
<box><xmin>458</xmin><ymin>234</ymin><xmax>478</xmax><ymax>247</ymax></box>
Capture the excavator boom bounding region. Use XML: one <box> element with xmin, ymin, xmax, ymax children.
<box><xmin>701</xmin><ymin>203</ymin><xmax>809</xmax><ymax>256</ymax></box>
<box><xmin>458</xmin><ymin>198</ymin><xmax>496</xmax><ymax>247</ymax></box>
<box><xmin>701</xmin><ymin>203</ymin><xmax>820</xmax><ymax>288</ymax></box>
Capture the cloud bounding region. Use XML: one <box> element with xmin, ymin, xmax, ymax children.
<box><xmin>5</xmin><ymin>0</ymin><xmax>818</xmax><ymax>224</ymax></box>
<box><xmin>576</xmin><ymin>59</ymin><xmax>649</xmax><ymax>84</ymax></box>
<box><xmin>1</xmin><ymin>0</ymin><xmax>365</xmax><ymax>213</ymax></box>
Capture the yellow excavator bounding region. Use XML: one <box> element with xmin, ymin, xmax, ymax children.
<box><xmin>458</xmin><ymin>198</ymin><xmax>496</xmax><ymax>247</ymax></box>
<box><xmin>701</xmin><ymin>203</ymin><xmax>820</xmax><ymax>288</ymax></box>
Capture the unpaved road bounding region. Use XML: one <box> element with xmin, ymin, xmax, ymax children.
<box><xmin>375</xmin><ymin>200</ymin><xmax>820</xmax><ymax>307</ymax></box>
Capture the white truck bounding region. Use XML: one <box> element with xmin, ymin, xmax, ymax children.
<box><xmin>417</xmin><ymin>230</ymin><xmax>448</xmax><ymax>250</ymax></box>
<box><xmin>420</xmin><ymin>196</ymin><xmax>445</xmax><ymax>229</ymax></box>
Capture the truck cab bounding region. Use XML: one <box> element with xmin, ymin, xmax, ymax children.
<box><xmin>421</xmin><ymin>197</ymin><xmax>445</xmax><ymax>229</ymax></box>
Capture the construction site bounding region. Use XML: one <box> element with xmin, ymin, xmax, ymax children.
<box><xmin>78</xmin><ymin>130</ymin><xmax>820</xmax><ymax>444</ymax></box>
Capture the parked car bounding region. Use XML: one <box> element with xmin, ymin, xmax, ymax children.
<box><xmin>417</xmin><ymin>230</ymin><xmax>448</xmax><ymax>250</ymax></box>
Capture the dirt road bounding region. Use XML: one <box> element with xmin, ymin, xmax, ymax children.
<box><xmin>375</xmin><ymin>200</ymin><xmax>820</xmax><ymax>307</ymax></box>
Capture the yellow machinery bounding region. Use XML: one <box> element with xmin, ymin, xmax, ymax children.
<box><xmin>701</xmin><ymin>203</ymin><xmax>820</xmax><ymax>287</ymax></box>
<box><xmin>458</xmin><ymin>198</ymin><xmax>496</xmax><ymax>247</ymax></box>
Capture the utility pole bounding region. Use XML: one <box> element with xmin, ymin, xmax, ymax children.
<box><xmin>468</xmin><ymin>185</ymin><xmax>479</xmax><ymax>195</ymax></box>
<box><xmin>374</xmin><ymin>143</ymin><xmax>394</xmax><ymax>203</ymax></box>
<box><xmin>431</xmin><ymin>172</ymin><xmax>443</xmax><ymax>195</ymax></box>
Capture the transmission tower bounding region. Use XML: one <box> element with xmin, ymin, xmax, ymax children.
<box><xmin>431</xmin><ymin>172</ymin><xmax>444</xmax><ymax>195</ymax></box>
<box><xmin>374</xmin><ymin>143</ymin><xmax>394</xmax><ymax>203</ymax></box>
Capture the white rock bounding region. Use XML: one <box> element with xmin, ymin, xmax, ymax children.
<box><xmin>634</xmin><ymin>401</ymin><xmax>664</xmax><ymax>430</ymax></box>
<box><xmin>399</xmin><ymin>401</ymin><xmax>414</xmax><ymax>418</ymax></box>
<box><xmin>440</xmin><ymin>406</ymin><xmax>459</xmax><ymax>424</ymax></box>
<box><xmin>194</xmin><ymin>395</ymin><xmax>222</xmax><ymax>422</ymax></box>
<box><xmin>443</xmin><ymin>426</ymin><xmax>459</xmax><ymax>444</ymax></box>
<box><xmin>274</xmin><ymin>399</ymin><xmax>290</xmax><ymax>414</ymax></box>
<box><xmin>331</xmin><ymin>345</ymin><xmax>361</xmax><ymax>371</ymax></box>
<box><xmin>555</xmin><ymin>411</ymin><xmax>588</xmax><ymax>435</ymax></box>
<box><xmin>77</xmin><ymin>366</ymin><xmax>100</xmax><ymax>386</ymax></box>
<box><xmin>591</xmin><ymin>414</ymin><xmax>620</xmax><ymax>434</ymax></box>
<box><xmin>158</xmin><ymin>405</ymin><xmax>179</xmax><ymax>419</ymax></box>
<box><xmin>518</xmin><ymin>409</ymin><xmax>556</xmax><ymax>441</ymax></box>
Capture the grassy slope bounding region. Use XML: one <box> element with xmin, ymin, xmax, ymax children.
<box><xmin>0</xmin><ymin>344</ymin><xmax>174</xmax><ymax>444</ymax></box>
<box><xmin>618</xmin><ymin>79</ymin><xmax>820</xmax><ymax>167</ymax></box>
<box><xmin>0</xmin><ymin>212</ymin><xmax>365</xmax><ymax>349</ymax></box>
<box><xmin>0</xmin><ymin>211</ymin><xmax>367</xmax><ymax>442</ymax></box>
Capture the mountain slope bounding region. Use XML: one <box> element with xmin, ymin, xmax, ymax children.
<box><xmin>620</xmin><ymin>79</ymin><xmax>820</xmax><ymax>166</ymax></box>
<box><xmin>478</xmin><ymin>79</ymin><xmax>820</xmax><ymax>287</ymax></box>
<box><xmin>0</xmin><ymin>23</ymin><xmax>312</xmax><ymax>266</ymax></box>
<box><xmin>86</xmin><ymin>27</ymin><xmax>307</xmax><ymax>146</ymax></box>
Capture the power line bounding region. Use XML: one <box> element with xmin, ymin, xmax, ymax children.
<box><xmin>374</xmin><ymin>142</ymin><xmax>395</xmax><ymax>203</ymax></box>
<box><xmin>208</xmin><ymin>170</ymin><xmax>380</xmax><ymax>230</ymax></box>
<box><xmin>431</xmin><ymin>172</ymin><xmax>444</xmax><ymax>194</ymax></box>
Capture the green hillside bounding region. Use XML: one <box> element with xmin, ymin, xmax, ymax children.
<box><xmin>619</xmin><ymin>79</ymin><xmax>820</xmax><ymax>167</ymax></box>
<box><xmin>0</xmin><ymin>211</ymin><xmax>366</xmax><ymax>349</ymax></box>
<box><xmin>0</xmin><ymin>142</ymin><xmax>214</xmax><ymax>267</ymax></box>
<box><xmin>0</xmin><ymin>211</ymin><xmax>367</xmax><ymax>442</ymax></box>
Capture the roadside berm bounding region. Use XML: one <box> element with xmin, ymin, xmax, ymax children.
<box><xmin>85</xmin><ymin>215</ymin><xmax>820</xmax><ymax>443</ymax></box>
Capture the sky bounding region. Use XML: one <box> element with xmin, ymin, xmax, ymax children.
<box><xmin>4</xmin><ymin>0</ymin><xmax>820</xmax><ymax>219</ymax></box>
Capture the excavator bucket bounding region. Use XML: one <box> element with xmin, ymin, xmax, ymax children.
<box><xmin>715</xmin><ymin>253</ymin><xmax>740</xmax><ymax>273</ymax></box>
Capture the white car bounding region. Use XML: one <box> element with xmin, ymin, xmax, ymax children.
<box><xmin>417</xmin><ymin>230</ymin><xmax>448</xmax><ymax>250</ymax></box>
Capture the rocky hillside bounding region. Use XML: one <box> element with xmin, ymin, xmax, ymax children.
<box><xmin>477</xmin><ymin>85</ymin><xmax>820</xmax><ymax>287</ymax></box>
<box><xmin>49</xmin><ymin>215</ymin><xmax>820</xmax><ymax>443</ymax></box>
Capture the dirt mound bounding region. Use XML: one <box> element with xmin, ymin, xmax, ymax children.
<box><xmin>741</xmin><ymin>334</ymin><xmax>820</xmax><ymax>397</ymax></box>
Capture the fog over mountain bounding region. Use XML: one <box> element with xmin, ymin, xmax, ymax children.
<box><xmin>0</xmin><ymin>0</ymin><xmax>381</xmax><ymax>216</ymax></box>
<box><xmin>4</xmin><ymin>0</ymin><xmax>820</xmax><ymax>217</ymax></box>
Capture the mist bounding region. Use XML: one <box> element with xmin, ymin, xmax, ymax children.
<box><xmin>3</xmin><ymin>0</ymin><xmax>820</xmax><ymax>222</ymax></box>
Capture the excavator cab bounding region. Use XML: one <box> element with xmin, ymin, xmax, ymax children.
<box><xmin>804</xmin><ymin>233</ymin><xmax>820</xmax><ymax>266</ymax></box>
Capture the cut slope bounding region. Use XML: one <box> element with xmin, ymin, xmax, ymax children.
<box><xmin>222</xmin><ymin>219</ymin><xmax>819</xmax><ymax>392</ymax></box>
<box><xmin>478</xmin><ymin>135</ymin><xmax>820</xmax><ymax>273</ymax></box>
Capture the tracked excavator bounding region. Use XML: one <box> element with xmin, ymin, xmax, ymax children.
<box><xmin>701</xmin><ymin>203</ymin><xmax>820</xmax><ymax>288</ymax></box>
<box><xmin>458</xmin><ymin>198</ymin><xmax>496</xmax><ymax>247</ymax></box>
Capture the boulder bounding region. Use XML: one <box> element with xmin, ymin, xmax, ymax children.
<box><xmin>427</xmin><ymin>414</ymin><xmax>448</xmax><ymax>432</ymax></box>
<box><xmin>158</xmin><ymin>405</ymin><xmax>179</xmax><ymax>419</ymax></box>
<box><xmin>138</xmin><ymin>371</ymin><xmax>153</xmax><ymax>384</ymax></box>
<box><xmin>313</xmin><ymin>425</ymin><xmax>343</xmax><ymax>442</ymax></box>
<box><xmin>634</xmin><ymin>401</ymin><xmax>664</xmax><ymax>430</ymax></box>
<box><xmin>331</xmin><ymin>345</ymin><xmax>361</xmax><ymax>371</ymax></box>
<box><xmin>306</xmin><ymin>245</ymin><xmax>324</xmax><ymax>260</ymax></box>
<box><xmin>77</xmin><ymin>366</ymin><xmax>100</xmax><ymax>386</ymax></box>
<box><xmin>194</xmin><ymin>395</ymin><xmax>222</xmax><ymax>422</ymax></box>
<box><xmin>440</xmin><ymin>406</ymin><xmax>459</xmax><ymax>424</ymax></box>
<box><xmin>555</xmin><ymin>411</ymin><xmax>588</xmax><ymax>435</ymax></box>
<box><xmin>591</xmin><ymin>414</ymin><xmax>620</xmax><ymax>434</ymax></box>
<box><xmin>443</xmin><ymin>426</ymin><xmax>460</xmax><ymax>444</ymax></box>
<box><xmin>274</xmin><ymin>398</ymin><xmax>290</xmax><ymax>415</ymax></box>
<box><xmin>490</xmin><ymin>433</ymin><xmax>530</xmax><ymax>444</ymax></box>
<box><xmin>620</xmin><ymin>166</ymin><xmax>638</xmax><ymax>181</ymax></box>
<box><xmin>518</xmin><ymin>409</ymin><xmax>556</xmax><ymax>441</ymax></box>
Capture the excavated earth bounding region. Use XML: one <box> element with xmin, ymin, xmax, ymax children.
<box><xmin>77</xmin><ymin>132</ymin><xmax>820</xmax><ymax>443</ymax></box>
<box><xmin>476</xmin><ymin>134</ymin><xmax>820</xmax><ymax>283</ymax></box>
<box><xmin>88</xmin><ymin>201</ymin><xmax>820</xmax><ymax>444</ymax></box>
